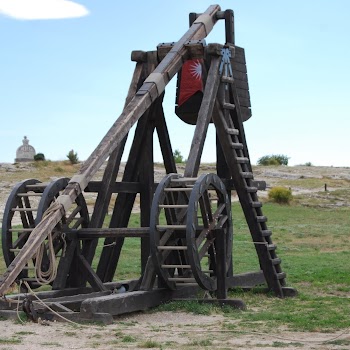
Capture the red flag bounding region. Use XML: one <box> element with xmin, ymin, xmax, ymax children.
<box><xmin>178</xmin><ymin>59</ymin><xmax>204</xmax><ymax>107</ymax></box>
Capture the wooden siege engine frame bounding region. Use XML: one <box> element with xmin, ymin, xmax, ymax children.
<box><xmin>0</xmin><ymin>5</ymin><xmax>296</xmax><ymax>323</ymax></box>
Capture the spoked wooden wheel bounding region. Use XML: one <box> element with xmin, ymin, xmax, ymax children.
<box><xmin>150</xmin><ymin>173</ymin><xmax>232</xmax><ymax>291</ymax></box>
<box><xmin>1</xmin><ymin>177</ymin><xmax>89</xmax><ymax>288</ymax></box>
<box><xmin>2</xmin><ymin>179</ymin><xmax>43</xmax><ymax>280</ymax></box>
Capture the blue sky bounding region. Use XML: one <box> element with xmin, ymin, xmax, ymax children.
<box><xmin>0</xmin><ymin>0</ymin><xmax>349</xmax><ymax>167</ymax></box>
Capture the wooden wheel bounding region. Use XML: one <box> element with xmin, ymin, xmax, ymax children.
<box><xmin>150</xmin><ymin>173</ymin><xmax>232</xmax><ymax>291</ymax></box>
<box><xmin>186</xmin><ymin>173</ymin><xmax>232</xmax><ymax>291</ymax></box>
<box><xmin>2</xmin><ymin>179</ymin><xmax>43</xmax><ymax>280</ymax></box>
<box><xmin>1</xmin><ymin>178</ymin><xmax>89</xmax><ymax>288</ymax></box>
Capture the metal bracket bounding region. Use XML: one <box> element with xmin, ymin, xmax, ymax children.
<box><xmin>219</xmin><ymin>47</ymin><xmax>233</xmax><ymax>77</ymax></box>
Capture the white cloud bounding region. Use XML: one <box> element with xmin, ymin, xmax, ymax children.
<box><xmin>0</xmin><ymin>0</ymin><xmax>89</xmax><ymax>20</ymax></box>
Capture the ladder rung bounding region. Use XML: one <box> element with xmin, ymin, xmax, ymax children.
<box><xmin>241</xmin><ymin>172</ymin><xmax>253</xmax><ymax>179</ymax></box>
<box><xmin>25</xmin><ymin>183</ymin><xmax>48</xmax><ymax>188</ymax></box>
<box><xmin>221</xmin><ymin>76</ymin><xmax>234</xmax><ymax>84</ymax></box>
<box><xmin>256</xmin><ymin>216</ymin><xmax>267</xmax><ymax>223</ymax></box>
<box><xmin>261</xmin><ymin>230</ymin><xmax>272</xmax><ymax>237</ymax></box>
<box><xmin>157</xmin><ymin>246</ymin><xmax>188</xmax><ymax>251</ymax></box>
<box><xmin>161</xmin><ymin>264</ymin><xmax>191</xmax><ymax>269</ymax></box>
<box><xmin>246</xmin><ymin>187</ymin><xmax>258</xmax><ymax>193</ymax></box>
<box><xmin>159</xmin><ymin>205</ymin><xmax>188</xmax><ymax>209</ymax></box>
<box><xmin>164</xmin><ymin>188</ymin><xmax>193</xmax><ymax>192</ymax></box>
<box><xmin>9</xmin><ymin>248</ymin><xmax>22</xmax><ymax>252</ymax></box>
<box><xmin>8</xmin><ymin>228</ymin><xmax>33</xmax><ymax>233</ymax></box>
<box><xmin>171</xmin><ymin>178</ymin><xmax>197</xmax><ymax>183</ymax></box>
<box><xmin>168</xmin><ymin>277</ymin><xmax>196</xmax><ymax>283</ymax></box>
<box><xmin>22</xmin><ymin>266</ymin><xmax>35</xmax><ymax>270</ymax></box>
<box><xmin>267</xmin><ymin>244</ymin><xmax>276</xmax><ymax>251</ymax></box>
<box><xmin>231</xmin><ymin>143</ymin><xmax>243</xmax><ymax>150</ymax></box>
<box><xmin>276</xmin><ymin>272</ymin><xmax>286</xmax><ymax>280</ymax></box>
<box><xmin>12</xmin><ymin>208</ymin><xmax>38</xmax><ymax>212</ymax></box>
<box><xmin>17</xmin><ymin>193</ymin><xmax>42</xmax><ymax>197</ymax></box>
<box><xmin>251</xmin><ymin>201</ymin><xmax>262</xmax><ymax>208</ymax></box>
<box><xmin>271</xmin><ymin>258</ymin><xmax>281</xmax><ymax>265</ymax></box>
<box><xmin>223</xmin><ymin>102</ymin><xmax>236</xmax><ymax>110</ymax></box>
<box><xmin>156</xmin><ymin>225</ymin><xmax>186</xmax><ymax>230</ymax></box>
<box><xmin>235</xmin><ymin>157</ymin><xmax>249</xmax><ymax>164</ymax></box>
<box><xmin>202</xmin><ymin>270</ymin><xmax>214</xmax><ymax>274</ymax></box>
<box><xmin>226</xmin><ymin>128</ymin><xmax>239</xmax><ymax>135</ymax></box>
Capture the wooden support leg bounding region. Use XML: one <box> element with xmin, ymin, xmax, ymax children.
<box><xmin>184</xmin><ymin>55</ymin><xmax>222</xmax><ymax>177</ymax></box>
<box><xmin>155</xmin><ymin>103</ymin><xmax>177</xmax><ymax>174</ymax></box>
<box><xmin>52</xmin><ymin>238</ymin><xmax>78</xmax><ymax>290</ymax></box>
<box><xmin>215</xmin><ymin>229</ymin><xmax>227</xmax><ymax>300</ymax></box>
<box><xmin>140</xmin><ymin>117</ymin><xmax>155</xmax><ymax>272</ymax></box>
<box><xmin>216</xmin><ymin>135</ymin><xmax>233</xmax><ymax>277</ymax></box>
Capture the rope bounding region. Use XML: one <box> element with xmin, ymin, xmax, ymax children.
<box><xmin>34</xmin><ymin>229</ymin><xmax>57</xmax><ymax>285</ymax></box>
<box><xmin>22</xmin><ymin>281</ymin><xmax>85</xmax><ymax>327</ymax></box>
<box><xmin>16</xmin><ymin>280</ymin><xmax>25</xmax><ymax>324</ymax></box>
<box><xmin>102</xmin><ymin>242</ymin><xmax>116</xmax><ymax>248</ymax></box>
<box><xmin>21</xmin><ymin>281</ymin><xmax>110</xmax><ymax>329</ymax></box>
<box><xmin>34</xmin><ymin>201</ymin><xmax>62</xmax><ymax>285</ymax></box>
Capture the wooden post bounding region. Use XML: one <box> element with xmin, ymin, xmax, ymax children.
<box><xmin>184</xmin><ymin>55</ymin><xmax>222</xmax><ymax>177</ymax></box>
<box><xmin>215</xmin><ymin>229</ymin><xmax>227</xmax><ymax>300</ymax></box>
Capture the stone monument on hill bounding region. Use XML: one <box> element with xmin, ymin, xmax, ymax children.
<box><xmin>15</xmin><ymin>136</ymin><xmax>36</xmax><ymax>162</ymax></box>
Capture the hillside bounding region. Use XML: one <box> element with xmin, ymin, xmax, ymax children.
<box><xmin>1</xmin><ymin>161</ymin><xmax>349</xmax><ymax>220</ymax></box>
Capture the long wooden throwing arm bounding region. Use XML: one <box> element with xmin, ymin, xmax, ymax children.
<box><xmin>0</xmin><ymin>5</ymin><xmax>221</xmax><ymax>296</ymax></box>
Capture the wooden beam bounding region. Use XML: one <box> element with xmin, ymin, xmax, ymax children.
<box><xmin>155</xmin><ymin>102</ymin><xmax>177</xmax><ymax>174</ymax></box>
<box><xmin>184</xmin><ymin>56</ymin><xmax>221</xmax><ymax>177</ymax></box>
<box><xmin>73</xmin><ymin>228</ymin><xmax>149</xmax><ymax>239</ymax></box>
<box><xmin>85</xmin><ymin>181</ymin><xmax>142</xmax><ymax>194</ymax></box>
<box><xmin>80</xmin><ymin>286</ymin><xmax>200</xmax><ymax>317</ymax></box>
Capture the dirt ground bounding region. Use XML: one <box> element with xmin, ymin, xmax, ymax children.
<box><xmin>1</xmin><ymin>311</ymin><xmax>350</xmax><ymax>350</ymax></box>
<box><xmin>0</xmin><ymin>163</ymin><xmax>349</xmax><ymax>349</ymax></box>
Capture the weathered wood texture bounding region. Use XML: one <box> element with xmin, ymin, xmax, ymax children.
<box><xmin>80</xmin><ymin>286</ymin><xmax>199</xmax><ymax>317</ymax></box>
<box><xmin>184</xmin><ymin>56</ymin><xmax>221</xmax><ymax>177</ymax></box>
<box><xmin>232</xmin><ymin>46</ymin><xmax>251</xmax><ymax>121</ymax></box>
<box><xmin>0</xmin><ymin>5</ymin><xmax>221</xmax><ymax>296</ymax></box>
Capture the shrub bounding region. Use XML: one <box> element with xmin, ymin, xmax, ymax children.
<box><xmin>173</xmin><ymin>149</ymin><xmax>184</xmax><ymax>163</ymax></box>
<box><xmin>268</xmin><ymin>186</ymin><xmax>293</xmax><ymax>204</ymax></box>
<box><xmin>34</xmin><ymin>153</ymin><xmax>45</xmax><ymax>161</ymax></box>
<box><xmin>67</xmin><ymin>149</ymin><xmax>79</xmax><ymax>164</ymax></box>
<box><xmin>257</xmin><ymin>154</ymin><xmax>289</xmax><ymax>166</ymax></box>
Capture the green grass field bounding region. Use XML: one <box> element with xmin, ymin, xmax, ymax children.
<box><xmin>159</xmin><ymin>202</ymin><xmax>350</xmax><ymax>332</ymax></box>
<box><xmin>0</xmin><ymin>164</ymin><xmax>349</xmax><ymax>333</ymax></box>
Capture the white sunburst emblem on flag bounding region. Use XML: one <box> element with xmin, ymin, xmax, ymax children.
<box><xmin>189</xmin><ymin>60</ymin><xmax>202</xmax><ymax>79</ymax></box>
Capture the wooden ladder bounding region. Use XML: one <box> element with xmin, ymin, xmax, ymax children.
<box><xmin>213</xmin><ymin>46</ymin><xmax>286</xmax><ymax>297</ymax></box>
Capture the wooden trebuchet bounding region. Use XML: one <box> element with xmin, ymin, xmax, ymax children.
<box><xmin>0</xmin><ymin>6</ymin><xmax>296</xmax><ymax>322</ymax></box>
<box><xmin>0</xmin><ymin>5</ymin><xmax>222</xmax><ymax>297</ymax></box>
